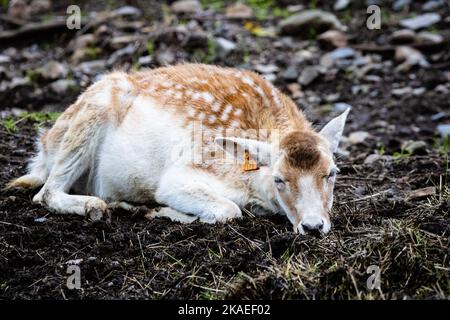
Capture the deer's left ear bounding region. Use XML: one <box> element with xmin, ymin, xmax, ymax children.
<box><xmin>215</xmin><ymin>137</ymin><xmax>272</xmax><ymax>166</ymax></box>
<box><xmin>320</xmin><ymin>108</ymin><xmax>350</xmax><ymax>154</ymax></box>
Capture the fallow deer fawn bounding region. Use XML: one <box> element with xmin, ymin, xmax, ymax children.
<box><xmin>8</xmin><ymin>64</ymin><xmax>349</xmax><ymax>234</ymax></box>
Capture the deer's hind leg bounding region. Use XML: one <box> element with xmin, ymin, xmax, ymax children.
<box><xmin>33</xmin><ymin>103</ymin><xmax>110</xmax><ymax>221</ymax></box>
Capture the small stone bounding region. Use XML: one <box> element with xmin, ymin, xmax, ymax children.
<box><xmin>392</xmin><ymin>0</ymin><xmax>411</xmax><ymax>11</ymax></box>
<box><xmin>215</xmin><ymin>37</ymin><xmax>236</xmax><ymax>59</ymax></box>
<box><xmin>334</xmin><ymin>102</ymin><xmax>352</xmax><ymax>112</ymax></box>
<box><xmin>295</xmin><ymin>50</ymin><xmax>314</xmax><ymax>63</ymax></box>
<box><xmin>437</xmin><ymin>124</ymin><xmax>450</xmax><ymax>137</ymax></box>
<box><xmin>171</xmin><ymin>0</ymin><xmax>202</xmax><ymax>14</ymax></box>
<box><xmin>76</xmin><ymin>60</ymin><xmax>106</xmax><ymax>75</ymax></box>
<box><xmin>320</xmin><ymin>47</ymin><xmax>355</xmax><ymax>68</ymax></box>
<box><xmin>364</xmin><ymin>154</ymin><xmax>393</xmax><ymax>165</ymax></box>
<box><xmin>29</xmin><ymin>0</ymin><xmax>51</xmax><ymax>15</ymax></box>
<box><xmin>255</xmin><ymin>64</ymin><xmax>279</xmax><ymax>74</ymax></box>
<box><xmin>336</xmin><ymin>147</ymin><xmax>350</xmax><ymax>158</ymax></box>
<box><xmin>330</xmin><ymin>47</ymin><xmax>355</xmax><ymax>60</ymax></box>
<box><xmin>415</xmin><ymin>32</ymin><xmax>443</xmax><ymax>44</ymax></box>
<box><xmin>392</xmin><ymin>87</ymin><xmax>413</xmax><ymax>96</ymax></box>
<box><xmin>72</xmin><ymin>34</ymin><xmax>96</xmax><ymax>49</ymax></box>
<box><xmin>348</xmin><ymin>131</ymin><xmax>370</xmax><ymax>144</ymax></box>
<box><xmin>399</xmin><ymin>13</ymin><xmax>441</xmax><ymax>30</ymax></box>
<box><xmin>402</xmin><ymin>140</ymin><xmax>427</xmax><ymax>154</ymax></box>
<box><xmin>395</xmin><ymin>46</ymin><xmax>429</xmax><ymax>71</ymax></box>
<box><xmin>111</xmin><ymin>6</ymin><xmax>142</xmax><ymax>17</ymax></box>
<box><xmin>412</xmin><ymin>87</ymin><xmax>426</xmax><ymax>96</ymax></box>
<box><xmin>287</xmin><ymin>4</ymin><xmax>304</xmax><ymax>13</ymax></box>
<box><xmin>94</xmin><ymin>25</ymin><xmax>110</xmax><ymax>38</ymax></box>
<box><xmin>278</xmin><ymin>10</ymin><xmax>346</xmax><ymax>36</ymax></box>
<box><xmin>281</xmin><ymin>66</ymin><xmax>299</xmax><ymax>81</ymax></box>
<box><xmin>9</xmin><ymin>77</ymin><xmax>29</xmax><ymax>89</ymax></box>
<box><xmin>138</xmin><ymin>55</ymin><xmax>153</xmax><ymax>67</ymax></box>
<box><xmin>110</xmin><ymin>35</ymin><xmax>142</xmax><ymax>49</ymax></box>
<box><xmin>318</xmin><ymin>30</ymin><xmax>348</xmax><ymax>48</ymax></box>
<box><xmin>364</xmin><ymin>75</ymin><xmax>382</xmax><ymax>83</ymax></box>
<box><xmin>431</xmin><ymin>112</ymin><xmax>445</xmax><ymax>121</ymax></box>
<box><xmin>262</xmin><ymin>73</ymin><xmax>277</xmax><ymax>82</ymax></box>
<box><xmin>50</xmin><ymin>79</ymin><xmax>77</xmax><ymax>94</ymax></box>
<box><xmin>325</xmin><ymin>93</ymin><xmax>340</xmax><ymax>102</ymax></box>
<box><xmin>155</xmin><ymin>50</ymin><xmax>175</xmax><ymax>65</ymax></box>
<box><xmin>390</xmin><ymin>29</ymin><xmax>416</xmax><ymax>44</ymax></box>
<box><xmin>298</xmin><ymin>66</ymin><xmax>320</xmax><ymax>86</ymax></box>
<box><xmin>225</xmin><ymin>2</ymin><xmax>252</xmax><ymax>19</ymax></box>
<box><xmin>422</xmin><ymin>0</ymin><xmax>444</xmax><ymax>11</ymax></box>
<box><xmin>334</xmin><ymin>0</ymin><xmax>351</xmax><ymax>11</ymax></box>
<box><xmin>7</xmin><ymin>0</ymin><xmax>30</xmax><ymax>20</ymax></box>
<box><xmin>407</xmin><ymin>187</ymin><xmax>436</xmax><ymax>201</ymax></box>
<box><xmin>40</xmin><ymin>61</ymin><xmax>68</xmax><ymax>80</ymax></box>
<box><xmin>107</xmin><ymin>44</ymin><xmax>135</xmax><ymax>65</ymax></box>
<box><xmin>435</xmin><ymin>85</ymin><xmax>448</xmax><ymax>94</ymax></box>
<box><xmin>0</xmin><ymin>55</ymin><xmax>11</xmax><ymax>64</ymax></box>
<box><xmin>287</xmin><ymin>83</ymin><xmax>303</xmax><ymax>99</ymax></box>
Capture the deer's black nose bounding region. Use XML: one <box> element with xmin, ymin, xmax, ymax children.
<box><xmin>301</xmin><ymin>221</ymin><xmax>324</xmax><ymax>232</ymax></box>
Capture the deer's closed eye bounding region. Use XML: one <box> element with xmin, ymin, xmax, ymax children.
<box><xmin>274</xmin><ymin>176</ymin><xmax>285</xmax><ymax>184</ymax></box>
<box><xmin>323</xmin><ymin>168</ymin><xmax>338</xmax><ymax>180</ymax></box>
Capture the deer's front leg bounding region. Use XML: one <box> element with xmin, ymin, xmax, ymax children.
<box><xmin>155</xmin><ymin>167</ymin><xmax>242</xmax><ymax>223</ymax></box>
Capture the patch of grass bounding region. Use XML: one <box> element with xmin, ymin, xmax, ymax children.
<box><xmin>146</xmin><ymin>40</ymin><xmax>154</xmax><ymax>55</ymax></box>
<box><xmin>247</xmin><ymin>0</ymin><xmax>273</xmax><ymax>20</ymax></box>
<box><xmin>392</xmin><ymin>148</ymin><xmax>411</xmax><ymax>161</ymax></box>
<box><xmin>85</xmin><ymin>46</ymin><xmax>101</xmax><ymax>59</ymax></box>
<box><xmin>434</xmin><ymin>136</ymin><xmax>449</xmax><ymax>187</ymax></box>
<box><xmin>434</xmin><ymin>136</ymin><xmax>450</xmax><ymax>157</ymax></box>
<box><xmin>105</xmin><ymin>0</ymin><xmax>119</xmax><ymax>10</ymax></box>
<box><xmin>0</xmin><ymin>281</ymin><xmax>7</xmax><ymax>290</ymax></box>
<box><xmin>200</xmin><ymin>0</ymin><xmax>225</xmax><ymax>11</ymax></box>
<box><xmin>309</xmin><ymin>0</ymin><xmax>318</xmax><ymax>9</ymax></box>
<box><xmin>427</xmin><ymin>26</ymin><xmax>440</xmax><ymax>34</ymax></box>
<box><xmin>22</xmin><ymin>111</ymin><xmax>60</xmax><ymax>124</ymax></box>
<box><xmin>207</xmin><ymin>248</ymin><xmax>222</xmax><ymax>260</ymax></box>
<box><xmin>381</xmin><ymin>9</ymin><xmax>391</xmax><ymax>26</ymax></box>
<box><xmin>308</xmin><ymin>28</ymin><xmax>317</xmax><ymax>40</ymax></box>
<box><xmin>0</xmin><ymin>0</ymin><xmax>9</xmax><ymax>8</ymax></box>
<box><xmin>244</xmin><ymin>0</ymin><xmax>291</xmax><ymax>20</ymax></box>
<box><xmin>191</xmin><ymin>36</ymin><xmax>217</xmax><ymax>63</ymax></box>
<box><xmin>340</xmin><ymin>9</ymin><xmax>352</xmax><ymax>23</ymax></box>
<box><xmin>377</xmin><ymin>143</ymin><xmax>386</xmax><ymax>156</ymax></box>
<box><xmin>2</xmin><ymin>112</ymin><xmax>60</xmax><ymax>134</ymax></box>
<box><xmin>272</xmin><ymin>6</ymin><xmax>290</xmax><ymax>18</ymax></box>
<box><xmin>2</xmin><ymin>118</ymin><xmax>18</xmax><ymax>134</ymax></box>
<box><xmin>41</xmin><ymin>13</ymin><xmax>54</xmax><ymax>22</ymax></box>
<box><xmin>25</xmin><ymin>69</ymin><xmax>41</xmax><ymax>84</ymax></box>
<box><xmin>161</xmin><ymin>3</ymin><xmax>172</xmax><ymax>25</ymax></box>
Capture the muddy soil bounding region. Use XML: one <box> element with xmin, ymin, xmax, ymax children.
<box><xmin>0</xmin><ymin>0</ymin><xmax>449</xmax><ymax>299</ymax></box>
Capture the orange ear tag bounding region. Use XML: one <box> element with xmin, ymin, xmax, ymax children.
<box><xmin>241</xmin><ymin>150</ymin><xmax>259</xmax><ymax>172</ymax></box>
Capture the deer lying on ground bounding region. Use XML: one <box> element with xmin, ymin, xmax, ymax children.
<box><xmin>8</xmin><ymin>64</ymin><xmax>349</xmax><ymax>234</ymax></box>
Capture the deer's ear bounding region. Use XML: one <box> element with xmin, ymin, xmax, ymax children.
<box><xmin>320</xmin><ymin>108</ymin><xmax>350</xmax><ymax>154</ymax></box>
<box><xmin>215</xmin><ymin>137</ymin><xmax>272</xmax><ymax>165</ymax></box>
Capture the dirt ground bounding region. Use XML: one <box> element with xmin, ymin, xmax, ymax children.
<box><xmin>0</xmin><ymin>0</ymin><xmax>449</xmax><ymax>299</ymax></box>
